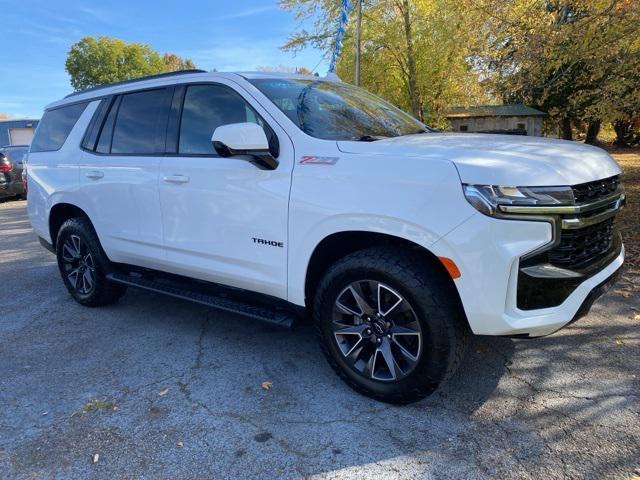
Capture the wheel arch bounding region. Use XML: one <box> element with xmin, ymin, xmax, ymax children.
<box><xmin>48</xmin><ymin>202</ymin><xmax>92</xmax><ymax>248</ymax></box>
<box><xmin>303</xmin><ymin>231</ymin><xmax>467</xmax><ymax>324</ymax></box>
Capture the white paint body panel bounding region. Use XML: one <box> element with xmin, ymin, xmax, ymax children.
<box><xmin>28</xmin><ymin>72</ymin><xmax>624</xmax><ymax>337</ymax></box>
<box><xmin>338</xmin><ymin>133</ymin><xmax>621</xmax><ymax>186</ymax></box>
<box><xmin>158</xmin><ymin>78</ymin><xmax>294</xmax><ymax>298</ymax></box>
<box><xmin>212</xmin><ymin>122</ymin><xmax>270</xmax><ymax>151</ymax></box>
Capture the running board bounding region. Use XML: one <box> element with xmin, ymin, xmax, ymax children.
<box><xmin>106</xmin><ymin>271</ymin><xmax>297</xmax><ymax>329</ymax></box>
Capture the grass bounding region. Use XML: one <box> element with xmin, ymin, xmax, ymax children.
<box><xmin>82</xmin><ymin>398</ymin><xmax>117</xmax><ymax>413</ymax></box>
<box><xmin>607</xmin><ymin>146</ymin><xmax>640</xmax><ymax>300</ymax></box>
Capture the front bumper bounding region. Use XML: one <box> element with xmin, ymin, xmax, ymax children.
<box><xmin>431</xmin><ymin>213</ymin><xmax>624</xmax><ymax>337</ymax></box>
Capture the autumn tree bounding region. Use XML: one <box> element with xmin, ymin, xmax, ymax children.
<box><xmin>162</xmin><ymin>53</ymin><xmax>197</xmax><ymax>72</ymax></box>
<box><xmin>65</xmin><ymin>36</ymin><xmax>197</xmax><ymax>91</ymax></box>
<box><xmin>281</xmin><ymin>0</ymin><xmax>492</xmax><ymax>126</ymax></box>
<box><xmin>463</xmin><ymin>0</ymin><xmax>640</xmax><ymax>142</ymax></box>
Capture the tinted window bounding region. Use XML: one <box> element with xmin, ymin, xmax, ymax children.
<box><xmin>111</xmin><ymin>89</ymin><xmax>170</xmax><ymax>154</ymax></box>
<box><xmin>4</xmin><ymin>148</ymin><xmax>28</xmax><ymax>163</ymax></box>
<box><xmin>249</xmin><ymin>79</ymin><xmax>430</xmax><ymax>140</ymax></box>
<box><xmin>96</xmin><ymin>97</ymin><xmax>119</xmax><ymax>153</ymax></box>
<box><xmin>81</xmin><ymin>98</ymin><xmax>110</xmax><ymax>151</ymax></box>
<box><xmin>31</xmin><ymin>102</ymin><xmax>88</xmax><ymax>152</ymax></box>
<box><xmin>179</xmin><ymin>85</ymin><xmax>261</xmax><ymax>154</ymax></box>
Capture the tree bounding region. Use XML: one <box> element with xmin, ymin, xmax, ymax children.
<box><xmin>65</xmin><ymin>36</ymin><xmax>197</xmax><ymax>91</ymax></box>
<box><xmin>162</xmin><ymin>53</ymin><xmax>197</xmax><ymax>72</ymax></box>
<box><xmin>462</xmin><ymin>0</ymin><xmax>640</xmax><ymax>142</ymax></box>
<box><xmin>281</xmin><ymin>0</ymin><xmax>492</xmax><ymax>127</ymax></box>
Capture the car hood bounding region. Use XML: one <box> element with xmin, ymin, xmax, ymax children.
<box><xmin>337</xmin><ymin>133</ymin><xmax>621</xmax><ymax>186</ymax></box>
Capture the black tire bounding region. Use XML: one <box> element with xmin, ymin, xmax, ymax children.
<box><xmin>313</xmin><ymin>246</ymin><xmax>468</xmax><ymax>404</ymax></box>
<box><xmin>55</xmin><ymin>217</ymin><xmax>127</xmax><ymax>307</ymax></box>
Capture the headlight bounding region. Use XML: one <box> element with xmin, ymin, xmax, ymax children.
<box><xmin>462</xmin><ymin>184</ymin><xmax>574</xmax><ymax>216</ymax></box>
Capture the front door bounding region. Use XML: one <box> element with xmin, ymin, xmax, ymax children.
<box><xmin>158</xmin><ymin>81</ymin><xmax>293</xmax><ymax>299</ymax></box>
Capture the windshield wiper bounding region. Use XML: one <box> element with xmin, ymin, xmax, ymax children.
<box><xmin>355</xmin><ymin>135</ymin><xmax>386</xmax><ymax>142</ymax></box>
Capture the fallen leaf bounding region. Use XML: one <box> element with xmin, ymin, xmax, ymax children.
<box><xmin>261</xmin><ymin>381</ymin><xmax>272</xmax><ymax>391</ymax></box>
<box><xmin>614</xmin><ymin>338</ymin><xmax>625</xmax><ymax>345</ymax></box>
<box><xmin>158</xmin><ymin>388</ymin><xmax>169</xmax><ymax>397</ymax></box>
<box><xmin>613</xmin><ymin>289</ymin><xmax>632</xmax><ymax>298</ymax></box>
<box><xmin>633</xmin><ymin>313</ymin><xmax>640</xmax><ymax>321</ymax></box>
<box><xmin>177</xmin><ymin>441</ymin><xmax>184</xmax><ymax>448</ymax></box>
<box><xmin>92</xmin><ymin>453</ymin><xmax>99</xmax><ymax>464</ymax></box>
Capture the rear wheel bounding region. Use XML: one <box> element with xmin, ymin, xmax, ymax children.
<box><xmin>56</xmin><ymin>217</ymin><xmax>126</xmax><ymax>306</ymax></box>
<box><xmin>313</xmin><ymin>247</ymin><xmax>468</xmax><ymax>404</ymax></box>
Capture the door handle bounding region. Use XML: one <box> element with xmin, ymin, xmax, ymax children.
<box><xmin>85</xmin><ymin>170</ymin><xmax>104</xmax><ymax>180</ymax></box>
<box><xmin>163</xmin><ymin>174</ymin><xmax>190</xmax><ymax>184</ymax></box>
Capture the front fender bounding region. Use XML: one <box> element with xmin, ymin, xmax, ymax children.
<box><xmin>287</xmin><ymin>214</ymin><xmax>467</xmax><ymax>306</ymax></box>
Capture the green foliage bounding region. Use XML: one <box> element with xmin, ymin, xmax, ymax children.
<box><xmin>162</xmin><ymin>53</ymin><xmax>197</xmax><ymax>72</ymax></box>
<box><xmin>281</xmin><ymin>0</ymin><xmax>639</xmax><ymax>138</ymax></box>
<box><xmin>463</xmin><ymin>0</ymin><xmax>640</xmax><ymax>138</ymax></box>
<box><xmin>281</xmin><ymin>0</ymin><xmax>494</xmax><ymax>127</ymax></box>
<box><xmin>65</xmin><ymin>36</ymin><xmax>197</xmax><ymax>91</ymax></box>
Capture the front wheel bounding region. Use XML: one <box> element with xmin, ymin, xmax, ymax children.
<box><xmin>56</xmin><ymin>217</ymin><xmax>126</xmax><ymax>307</ymax></box>
<box><xmin>313</xmin><ymin>247</ymin><xmax>468</xmax><ymax>404</ymax></box>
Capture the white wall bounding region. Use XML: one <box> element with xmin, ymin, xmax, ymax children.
<box><xmin>448</xmin><ymin>116</ymin><xmax>544</xmax><ymax>136</ymax></box>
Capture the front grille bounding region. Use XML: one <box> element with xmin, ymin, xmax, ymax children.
<box><xmin>572</xmin><ymin>175</ymin><xmax>619</xmax><ymax>204</ymax></box>
<box><xmin>548</xmin><ymin>218</ymin><xmax>615</xmax><ymax>269</ymax></box>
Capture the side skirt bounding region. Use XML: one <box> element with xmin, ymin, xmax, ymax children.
<box><xmin>106</xmin><ymin>269</ymin><xmax>302</xmax><ymax>329</ymax></box>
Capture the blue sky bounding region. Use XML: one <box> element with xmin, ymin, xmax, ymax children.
<box><xmin>0</xmin><ymin>0</ymin><xmax>327</xmax><ymax>117</ymax></box>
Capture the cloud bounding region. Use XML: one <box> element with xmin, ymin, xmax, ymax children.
<box><xmin>185</xmin><ymin>37</ymin><xmax>325</xmax><ymax>73</ymax></box>
<box><xmin>216</xmin><ymin>5</ymin><xmax>278</xmax><ymax>21</ymax></box>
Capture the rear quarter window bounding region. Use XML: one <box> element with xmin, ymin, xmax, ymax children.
<box><xmin>31</xmin><ymin>102</ymin><xmax>88</xmax><ymax>152</ymax></box>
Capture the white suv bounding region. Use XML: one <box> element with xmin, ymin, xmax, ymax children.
<box><xmin>27</xmin><ymin>70</ymin><xmax>625</xmax><ymax>403</ymax></box>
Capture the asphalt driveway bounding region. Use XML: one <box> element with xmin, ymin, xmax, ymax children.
<box><xmin>1</xmin><ymin>199</ymin><xmax>638</xmax><ymax>479</ymax></box>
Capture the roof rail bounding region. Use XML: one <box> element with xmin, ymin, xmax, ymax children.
<box><xmin>64</xmin><ymin>69</ymin><xmax>207</xmax><ymax>98</ymax></box>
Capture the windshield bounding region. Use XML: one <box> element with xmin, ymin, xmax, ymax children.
<box><xmin>248</xmin><ymin>79</ymin><xmax>430</xmax><ymax>141</ymax></box>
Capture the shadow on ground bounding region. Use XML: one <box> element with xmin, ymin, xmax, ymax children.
<box><xmin>1</xmin><ymin>200</ymin><xmax>638</xmax><ymax>479</ymax></box>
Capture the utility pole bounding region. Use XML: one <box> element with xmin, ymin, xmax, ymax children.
<box><xmin>354</xmin><ymin>0</ymin><xmax>362</xmax><ymax>86</ymax></box>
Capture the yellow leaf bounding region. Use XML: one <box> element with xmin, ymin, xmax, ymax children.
<box><xmin>613</xmin><ymin>289</ymin><xmax>632</xmax><ymax>298</ymax></box>
<box><xmin>261</xmin><ymin>381</ymin><xmax>272</xmax><ymax>391</ymax></box>
<box><xmin>158</xmin><ymin>388</ymin><xmax>169</xmax><ymax>396</ymax></box>
<box><xmin>614</xmin><ymin>338</ymin><xmax>624</xmax><ymax>345</ymax></box>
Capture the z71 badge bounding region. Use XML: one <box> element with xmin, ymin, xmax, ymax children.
<box><xmin>298</xmin><ymin>155</ymin><xmax>339</xmax><ymax>165</ymax></box>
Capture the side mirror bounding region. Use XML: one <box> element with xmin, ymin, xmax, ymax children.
<box><xmin>212</xmin><ymin>122</ymin><xmax>278</xmax><ymax>170</ymax></box>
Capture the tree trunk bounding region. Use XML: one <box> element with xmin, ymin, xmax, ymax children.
<box><xmin>399</xmin><ymin>0</ymin><xmax>421</xmax><ymax>120</ymax></box>
<box><xmin>585</xmin><ymin>120</ymin><xmax>601</xmax><ymax>144</ymax></box>
<box><xmin>560</xmin><ymin>118</ymin><xmax>573</xmax><ymax>140</ymax></box>
<box><xmin>613</xmin><ymin>120</ymin><xmax>631</xmax><ymax>147</ymax></box>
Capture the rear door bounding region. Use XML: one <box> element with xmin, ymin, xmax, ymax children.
<box><xmin>79</xmin><ymin>87</ymin><xmax>173</xmax><ymax>268</ymax></box>
<box><xmin>158</xmin><ymin>81</ymin><xmax>294</xmax><ymax>299</ymax></box>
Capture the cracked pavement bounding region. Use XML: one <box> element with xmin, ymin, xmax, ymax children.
<box><xmin>1</xmin><ymin>199</ymin><xmax>639</xmax><ymax>479</ymax></box>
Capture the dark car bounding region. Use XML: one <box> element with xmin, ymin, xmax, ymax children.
<box><xmin>0</xmin><ymin>145</ymin><xmax>28</xmax><ymax>199</ymax></box>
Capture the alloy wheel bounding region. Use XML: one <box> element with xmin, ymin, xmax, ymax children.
<box><xmin>331</xmin><ymin>280</ymin><xmax>423</xmax><ymax>382</ymax></box>
<box><xmin>61</xmin><ymin>234</ymin><xmax>96</xmax><ymax>295</ymax></box>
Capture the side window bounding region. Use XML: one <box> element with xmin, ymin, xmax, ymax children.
<box><xmin>110</xmin><ymin>88</ymin><xmax>171</xmax><ymax>154</ymax></box>
<box><xmin>96</xmin><ymin>97</ymin><xmax>120</xmax><ymax>153</ymax></box>
<box><xmin>31</xmin><ymin>102</ymin><xmax>88</xmax><ymax>152</ymax></box>
<box><xmin>179</xmin><ymin>85</ymin><xmax>261</xmax><ymax>155</ymax></box>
